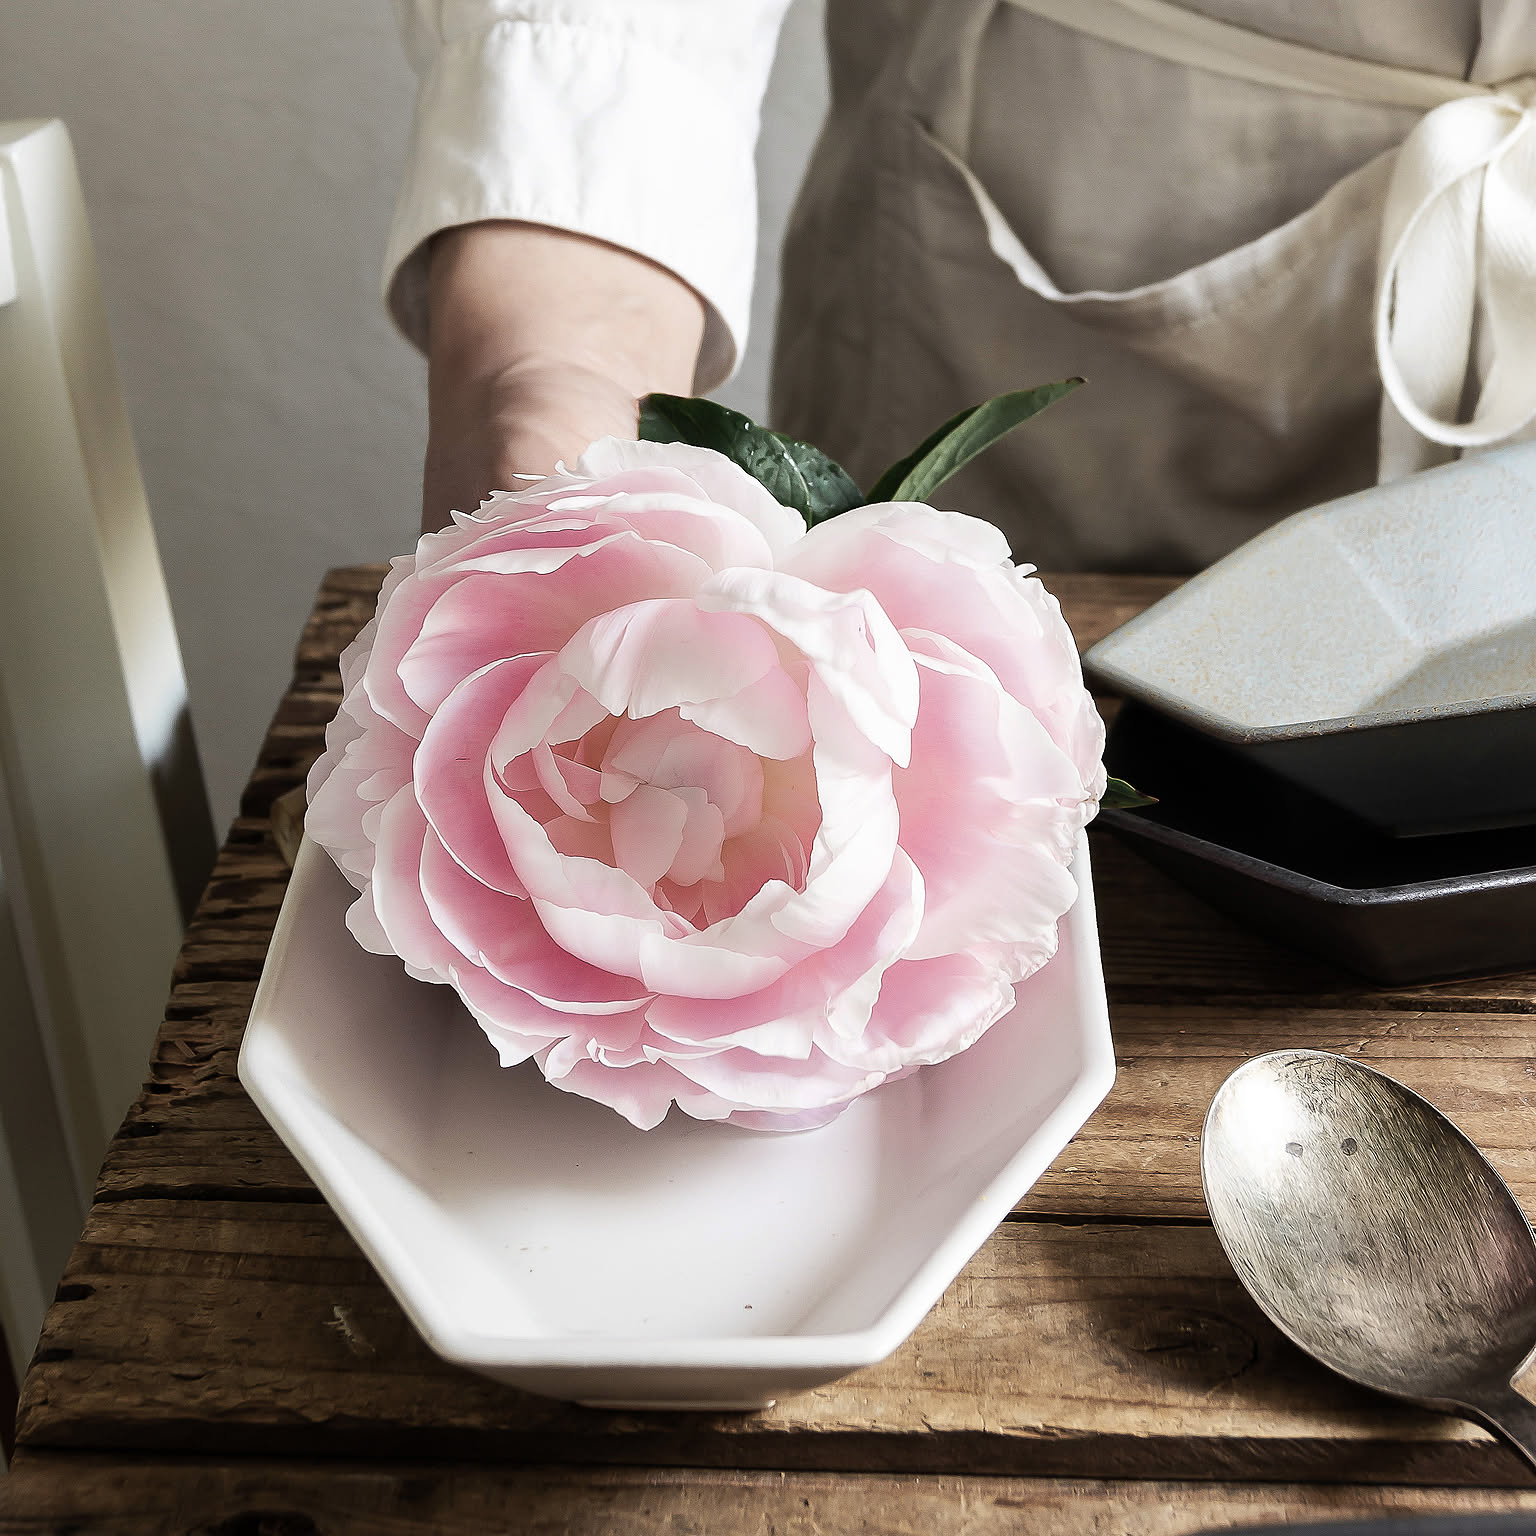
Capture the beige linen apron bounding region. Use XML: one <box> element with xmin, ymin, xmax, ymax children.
<box><xmin>771</xmin><ymin>0</ymin><xmax>1536</xmax><ymax>572</ymax></box>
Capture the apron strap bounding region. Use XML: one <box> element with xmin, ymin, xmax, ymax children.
<box><xmin>1001</xmin><ymin>0</ymin><xmax>1536</xmax><ymax>474</ymax></box>
<box><xmin>1002</xmin><ymin>0</ymin><xmax>1486</xmax><ymax>109</ymax></box>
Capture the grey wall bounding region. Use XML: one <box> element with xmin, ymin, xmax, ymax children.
<box><xmin>0</xmin><ymin>0</ymin><xmax>828</xmax><ymax>833</ymax></box>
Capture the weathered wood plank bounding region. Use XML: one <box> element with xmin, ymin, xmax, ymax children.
<box><xmin>96</xmin><ymin>953</ymin><xmax>1536</xmax><ymax>1221</ymax></box>
<box><xmin>26</xmin><ymin>563</ymin><xmax>1534</xmax><ymax>1511</ymax></box>
<box><xmin>17</xmin><ymin>1201</ymin><xmax>1536</xmax><ymax>1486</ymax></box>
<box><xmin>5</xmin><ymin>1456</ymin><xmax>1536</xmax><ymax>1536</ymax></box>
<box><xmin>170</xmin><ymin>818</ymin><xmax>1536</xmax><ymax>1023</ymax></box>
<box><xmin>79</xmin><ymin>567</ymin><xmax>1536</xmax><ymax>1221</ymax></box>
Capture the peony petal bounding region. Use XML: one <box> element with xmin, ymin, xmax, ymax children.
<box><xmin>609</xmin><ymin>783</ymin><xmax>689</xmax><ymax>890</ymax></box>
<box><xmin>647</xmin><ymin>849</ymin><xmax>922</xmax><ymax>1054</ymax></box>
<box><xmin>700</xmin><ymin>567</ymin><xmax>916</xmax><ymax>767</ymax></box>
<box><xmin>537</xmin><ymin>1051</ymin><xmax>739</xmax><ymax>1132</ymax></box>
<box><xmin>783</xmin><ymin>500</ymin><xmax>1012</xmax><ymax>585</ymax></box>
<box><xmin>663</xmin><ymin>787</ymin><xmax>726</xmax><ymax>888</ymax></box>
<box><xmin>815</xmin><ymin>951</ymin><xmax>1018</xmax><ymax>1075</ymax></box>
<box><xmin>532</xmin><ymin>743</ymin><xmax>595</xmax><ymax>823</ymax></box>
<box><xmin>559</xmin><ymin>601</ymin><xmax>780</xmax><ymax>722</ymax></box>
<box><xmin>362</xmin><ymin>563</ymin><xmax>457</xmax><ymax>737</ymax></box>
<box><xmin>681</xmin><ymin>665</ymin><xmax>811</xmax><ymax>760</ymax></box>
<box><xmin>897</xmin><ymin>652</ymin><xmax>1084</xmax><ymax>963</ymax></box>
<box><xmin>575</xmin><ymin>437</ymin><xmax>805</xmax><ymax>560</ymax></box>
<box><xmin>544</xmin><ymin>813</ymin><xmax>617</xmax><ymax>864</ymax></box>
<box><xmin>601</xmin><ymin>713</ymin><xmax>765</xmax><ymax>833</ymax></box>
<box><xmin>551</xmin><ymin>487</ymin><xmax>779</xmax><ymax>572</ymax></box>
<box><xmin>763</xmin><ymin>673</ymin><xmax>899</xmax><ymax>949</ymax></box>
<box><xmin>534</xmin><ymin>896</ymin><xmax>792</xmax><ymax>998</ymax></box>
<box><xmin>343</xmin><ymin>890</ymin><xmax>393</xmax><ymax>954</ymax></box>
<box><xmin>413</xmin><ymin>500</ymin><xmax>608</xmax><ymax>577</ymax></box>
<box><xmin>357</xmin><ymin>790</ymin><xmax>641</xmax><ymax>1055</ymax></box>
<box><xmin>485</xmin><ymin>661</ymin><xmax>583</xmax><ymax>778</ymax></box>
<box><xmin>702</xmin><ymin>818</ymin><xmax>798</xmax><ymax>925</ymax></box>
<box><xmin>306</xmin><ymin>699</ymin><xmax>415</xmax><ymax>889</ymax></box>
<box><xmin>667</xmin><ymin>1039</ymin><xmax>885</xmax><ymax>1113</ymax></box>
<box><xmin>415</xmin><ymin>655</ymin><xmax>552</xmax><ymax>896</ymax></box>
<box><xmin>778</xmin><ymin>506</ymin><xmax>1105</xmax><ymax>789</ymax></box>
<box><xmin>490</xmin><ymin>761</ymin><xmax>804</xmax><ymax>996</ymax></box>
<box><xmin>418</xmin><ymin>829</ymin><xmax>651</xmax><ymax>1013</ymax></box>
<box><xmin>369</xmin><ymin>786</ymin><xmax>448</xmax><ymax>974</ymax></box>
<box><xmin>399</xmin><ymin>532</ymin><xmax>711</xmax><ymax>715</ymax></box>
<box><xmin>489</xmin><ymin>770</ymin><xmax>661</xmax><ymax>924</ymax></box>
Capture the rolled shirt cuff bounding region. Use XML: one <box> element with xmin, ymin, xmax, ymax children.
<box><xmin>384</xmin><ymin>7</ymin><xmax>787</xmax><ymax>392</ymax></box>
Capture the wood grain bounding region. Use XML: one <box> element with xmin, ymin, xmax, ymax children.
<box><xmin>17</xmin><ymin>1198</ymin><xmax>1536</xmax><ymax>1487</ymax></box>
<box><xmin>90</xmin><ymin>969</ymin><xmax>1536</xmax><ymax>1223</ymax></box>
<box><xmin>13</xmin><ymin>566</ymin><xmax>1536</xmax><ymax>1520</ymax></box>
<box><xmin>5</xmin><ymin>1455</ymin><xmax>1536</xmax><ymax>1535</ymax></box>
<box><xmin>80</xmin><ymin>570</ymin><xmax>1536</xmax><ymax>1226</ymax></box>
<box><xmin>88</xmin><ymin>830</ymin><xmax>1536</xmax><ymax>1224</ymax></box>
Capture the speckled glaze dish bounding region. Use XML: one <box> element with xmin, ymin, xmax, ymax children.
<box><xmin>1100</xmin><ymin>704</ymin><xmax>1536</xmax><ymax>985</ymax></box>
<box><xmin>1085</xmin><ymin>444</ymin><xmax>1536</xmax><ymax>837</ymax></box>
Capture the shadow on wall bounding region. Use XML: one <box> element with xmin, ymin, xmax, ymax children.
<box><xmin>0</xmin><ymin>0</ymin><xmax>829</xmax><ymax>837</ymax></box>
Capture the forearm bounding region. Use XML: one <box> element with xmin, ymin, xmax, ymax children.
<box><xmin>423</xmin><ymin>222</ymin><xmax>706</xmax><ymax>531</ymax></box>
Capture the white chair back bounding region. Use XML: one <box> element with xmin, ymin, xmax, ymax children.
<box><xmin>0</xmin><ymin>118</ymin><xmax>214</xmax><ymax>1399</ymax></box>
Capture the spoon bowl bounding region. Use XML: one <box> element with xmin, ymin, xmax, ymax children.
<box><xmin>1202</xmin><ymin>1050</ymin><xmax>1536</xmax><ymax>1466</ymax></box>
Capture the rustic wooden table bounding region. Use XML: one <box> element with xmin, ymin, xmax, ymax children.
<box><xmin>5</xmin><ymin>568</ymin><xmax>1536</xmax><ymax>1534</ymax></box>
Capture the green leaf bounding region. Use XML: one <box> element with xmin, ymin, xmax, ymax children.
<box><xmin>1100</xmin><ymin>776</ymin><xmax>1158</xmax><ymax>811</ymax></box>
<box><xmin>638</xmin><ymin>393</ymin><xmax>736</xmax><ymax>450</ymax></box>
<box><xmin>638</xmin><ymin>394</ymin><xmax>864</xmax><ymax>525</ymax></box>
<box><xmin>636</xmin><ymin>396</ymin><xmax>688</xmax><ymax>445</ymax></box>
<box><xmin>776</xmin><ymin>435</ymin><xmax>866</xmax><ymax>526</ymax></box>
<box><xmin>865</xmin><ymin>378</ymin><xmax>1085</xmax><ymax>505</ymax></box>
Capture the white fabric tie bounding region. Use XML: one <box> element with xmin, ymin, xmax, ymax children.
<box><xmin>1377</xmin><ymin>76</ymin><xmax>1536</xmax><ymax>466</ymax></box>
<box><xmin>1002</xmin><ymin>0</ymin><xmax>1536</xmax><ymax>477</ymax></box>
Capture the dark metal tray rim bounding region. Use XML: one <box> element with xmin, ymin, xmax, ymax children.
<box><xmin>1095</xmin><ymin>810</ymin><xmax>1536</xmax><ymax>906</ymax></box>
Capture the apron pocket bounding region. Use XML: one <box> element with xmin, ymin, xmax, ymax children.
<box><xmin>915</xmin><ymin>115</ymin><xmax>1394</xmax><ymax>430</ymax></box>
<box><xmin>851</xmin><ymin>114</ymin><xmax>1395</xmax><ymax>568</ymax></box>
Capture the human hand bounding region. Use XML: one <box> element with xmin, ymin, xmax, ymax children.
<box><xmin>422</xmin><ymin>223</ymin><xmax>705</xmax><ymax>533</ymax></box>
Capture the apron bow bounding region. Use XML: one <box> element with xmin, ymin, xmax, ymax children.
<box><xmin>1376</xmin><ymin>73</ymin><xmax>1536</xmax><ymax>463</ymax></box>
<box><xmin>1002</xmin><ymin>0</ymin><xmax>1536</xmax><ymax>475</ymax></box>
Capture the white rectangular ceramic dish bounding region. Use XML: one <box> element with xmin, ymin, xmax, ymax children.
<box><xmin>238</xmin><ymin>835</ymin><xmax>1113</xmax><ymax>1410</ymax></box>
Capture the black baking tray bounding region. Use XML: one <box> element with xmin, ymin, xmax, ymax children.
<box><xmin>1219</xmin><ymin>693</ymin><xmax>1536</xmax><ymax>839</ymax></box>
<box><xmin>1098</xmin><ymin>703</ymin><xmax>1536</xmax><ymax>984</ymax></box>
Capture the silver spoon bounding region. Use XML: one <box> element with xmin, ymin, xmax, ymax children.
<box><xmin>1202</xmin><ymin>1049</ymin><xmax>1536</xmax><ymax>1470</ymax></box>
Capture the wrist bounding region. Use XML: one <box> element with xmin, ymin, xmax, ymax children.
<box><xmin>427</xmin><ymin>222</ymin><xmax>705</xmax><ymax>400</ymax></box>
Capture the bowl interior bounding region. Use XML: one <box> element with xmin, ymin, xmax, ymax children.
<box><xmin>1086</xmin><ymin>446</ymin><xmax>1536</xmax><ymax>737</ymax></box>
<box><xmin>1105</xmin><ymin>704</ymin><xmax>1536</xmax><ymax>890</ymax></box>
<box><xmin>240</xmin><ymin>841</ymin><xmax>1111</xmax><ymax>1357</ymax></box>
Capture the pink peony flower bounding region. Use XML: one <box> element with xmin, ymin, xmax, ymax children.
<box><xmin>306</xmin><ymin>439</ymin><xmax>1106</xmax><ymax>1130</ymax></box>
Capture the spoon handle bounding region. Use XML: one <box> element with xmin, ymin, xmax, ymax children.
<box><xmin>1466</xmin><ymin>1383</ymin><xmax>1536</xmax><ymax>1474</ymax></box>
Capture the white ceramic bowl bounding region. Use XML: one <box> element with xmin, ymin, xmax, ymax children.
<box><xmin>239</xmin><ymin>836</ymin><xmax>1113</xmax><ymax>1410</ymax></box>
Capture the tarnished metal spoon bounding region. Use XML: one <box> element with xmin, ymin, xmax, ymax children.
<box><xmin>1202</xmin><ymin>1049</ymin><xmax>1536</xmax><ymax>1469</ymax></box>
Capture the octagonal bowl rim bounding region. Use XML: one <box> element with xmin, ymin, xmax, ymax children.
<box><xmin>239</xmin><ymin>834</ymin><xmax>1113</xmax><ymax>1395</ymax></box>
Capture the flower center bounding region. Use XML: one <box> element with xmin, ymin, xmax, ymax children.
<box><xmin>598</xmin><ymin>713</ymin><xmax>763</xmax><ymax>892</ymax></box>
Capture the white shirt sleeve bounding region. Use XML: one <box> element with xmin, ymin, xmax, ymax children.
<box><xmin>386</xmin><ymin>0</ymin><xmax>793</xmax><ymax>390</ymax></box>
